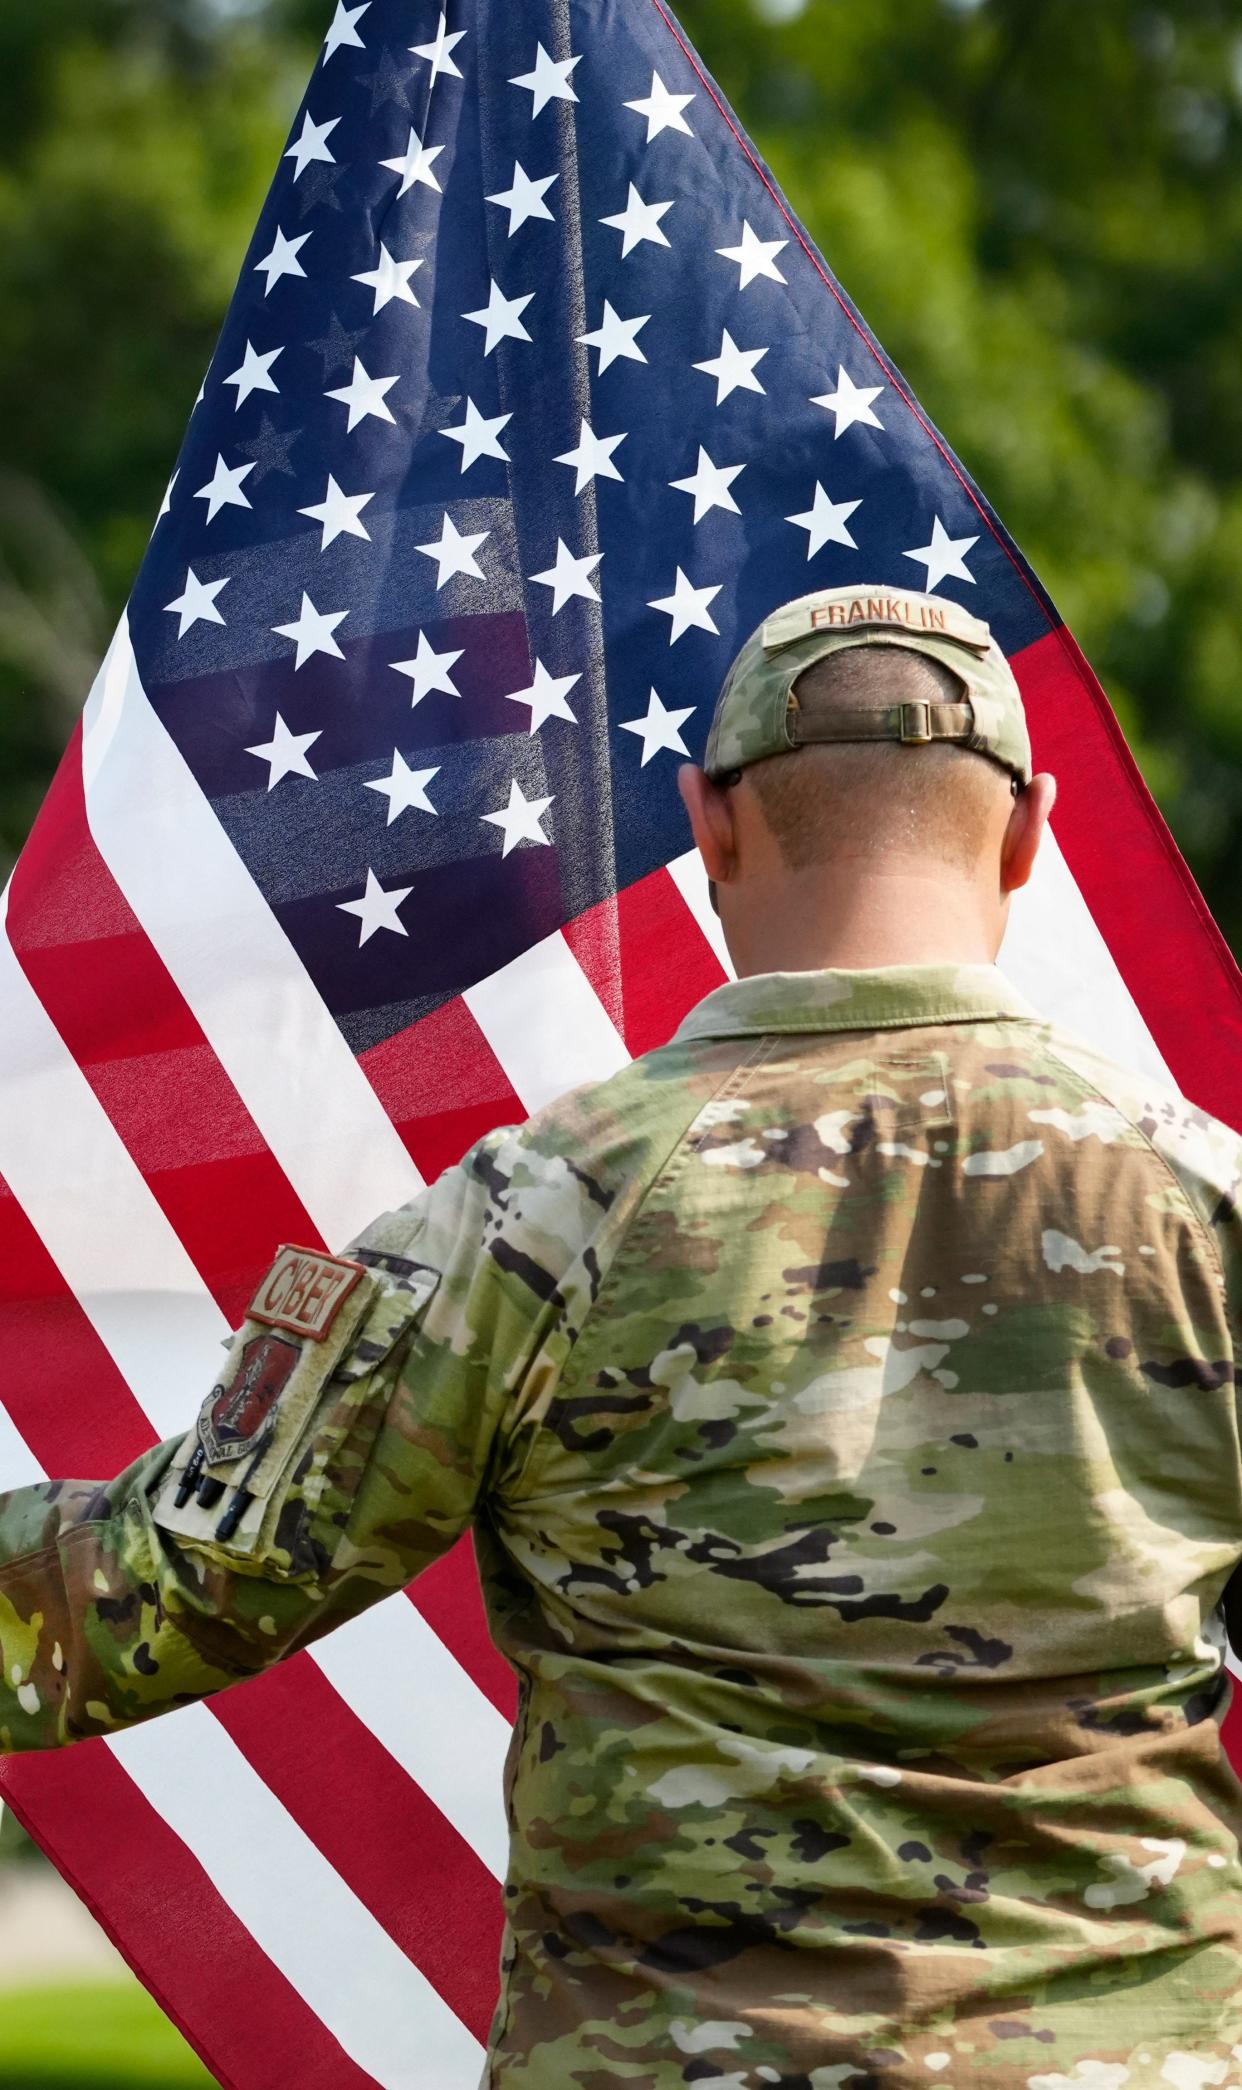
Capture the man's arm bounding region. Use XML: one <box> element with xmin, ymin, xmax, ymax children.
<box><xmin>0</xmin><ymin>1118</ymin><xmax>581</xmax><ymax>1752</ymax></box>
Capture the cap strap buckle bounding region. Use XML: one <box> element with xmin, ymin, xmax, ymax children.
<box><xmin>899</xmin><ymin>700</ymin><xmax>933</xmax><ymax>745</ymax></box>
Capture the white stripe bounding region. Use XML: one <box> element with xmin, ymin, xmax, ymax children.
<box><xmin>80</xmin><ymin>620</ymin><xmax>423</xmax><ymax>1246</ymax></box>
<box><xmin>111</xmin><ymin>1708</ymin><xmax>483</xmax><ymax>2089</ymax></box>
<box><xmin>665</xmin><ymin>849</ymin><xmax>736</xmax><ymax>980</ymax></box>
<box><xmin>997</xmin><ymin>824</ymin><xmax>1176</xmax><ymax>1086</ymax></box>
<box><xmin>0</xmin><ymin>882</ymin><xmax>230</xmax><ymax>1438</ymax></box>
<box><xmin>313</xmin><ymin>1596</ymin><xmax>512</xmax><ymax>1879</ymax></box>
<box><xmin>0</xmin><ymin>1399</ymin><xmax>47</xmax><ymax>1494</ymax></box>
<box><xmin>463</xmin><ymin>928</ymin><xmax>630</xmax><ymax>1113</ymax></box>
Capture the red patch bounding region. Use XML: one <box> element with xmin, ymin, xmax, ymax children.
<box><xmin>200</xmin><ymin>1333</ymin><xmax>299</xmax><ymax>1465</ymax></box>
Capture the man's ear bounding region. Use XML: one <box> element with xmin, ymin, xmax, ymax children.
<box><xmin>677</xmin><ymin>766</ymin><xmax>738</xmax><ymax>888</ymax></box>
<box><xmin>1001</xmin><ymin>772</ymin><xmax>1057</xmax><ymax>895</ymax></box>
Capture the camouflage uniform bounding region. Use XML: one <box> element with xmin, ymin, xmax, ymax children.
<box><xmin>4</xmin><ymin>958</ymin><xmax>1242</xmax><ymax>2087</ymax></box>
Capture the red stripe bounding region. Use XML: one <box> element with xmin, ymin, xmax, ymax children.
<box><xmin>563</xmin><ymin>866</ymin><xmax>727</xmax><ymax>1059</ymax></box>
<box><xmin>6</xmin><ymin>733</ymin><xmax>321</xmax><ymax>1326</ymax></box>
<box><xmin>0</xmin><ymin>1742</ymin><xmax>380</xmax><ymax>2090</ymax></box>
<box><xmin>213</xmin><ymin>1654</ymin><xmax>505</xmax><ymax>2042</ymax></box>
<box><xmin>1014</xmin><ymin>630</ymin><xmax>1242</xmax><ymax>1131</ymax></box>
<box><xmin>411</xmin><ymin>1533</ymin><xmax>519</xmax><ymax>1724</ymax></box>
<box><xmin>361</xmin><ymin>993</ymin><xmax>524</xmax><ymax>1185</ymax></box>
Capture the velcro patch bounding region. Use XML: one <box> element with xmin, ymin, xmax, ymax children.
<box><xmin>248</xmin><ymin>1246</ymin><xmax>365</xmax><ymax>1342</ymax></box>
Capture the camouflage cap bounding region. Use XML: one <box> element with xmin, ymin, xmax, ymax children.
<box><xmin>703</xmin><ymin>583</ymin><xmax>1033</xmax><ymax>788</ymax></box>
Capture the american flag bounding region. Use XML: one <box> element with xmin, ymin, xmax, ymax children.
<box><xmin>3</xmin><ymin>1</ymin><xmax>1241</xmax><ymax>2084</ymax></box>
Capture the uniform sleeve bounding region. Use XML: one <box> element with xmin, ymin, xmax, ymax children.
<box><xmin>0</xmin><ymin>1120</ymin><xmax>583</xmax><ymax>1754</ymax></box>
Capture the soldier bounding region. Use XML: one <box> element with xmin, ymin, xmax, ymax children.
<box><xmin>2</xmin><ymin>582</ymin><xmax>1242</xmax><ymax>2086</ymax></box>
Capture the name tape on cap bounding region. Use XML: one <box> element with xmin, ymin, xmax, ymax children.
<box><xmin>248</xmin><ymin>1245</ymin><xmax>366</xmax><ymax>1342</ymax></box>
<box><xmin>763</xmin><ymin>592</ymin><xmax>993</xmax><ymax>656</ymax></box>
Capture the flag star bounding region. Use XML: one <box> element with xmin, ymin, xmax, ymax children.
<box><xmin>298</xmin><ymin>474</ymin><xmax>375</xmax><ymax>548</ymax></box>
<box><xmin>323</xmin><ymin>1</ymin><xmax>369</xmax><ymax>62</ymax></box>
<box><xmin>601</xmin><ymin>182</ymin><xmax>674</xmax><ymax>257</ymax></box>
<box><xmin>194</xmin><ymin>454</ymin><xmax>256</xmax><ymax>524</ymax></box>
<box><xmin>693</xmin><ymin>328</ymin><xmax>768</xmax><ymax>404</ymax></box>
<box><xmin>380</xmin><ymin>127</ymin><xmax>445</xmax><ymax>198</ymax></box>
<box><xmin>440</xmin><ymin>398</ymin><xmax>511</xmax><ymax>472</ymax></box>
<box><xmin>624</xmin><ymin>71</ymin><xmax>695</xmax><ymax>140</ymax></box>
<box><xmin>509</xmin><ymin>44</ymin><xmax>581</xmax><ymax>116</ymax></box>
<box><xmin>812</xmin><ymin>364</ymin><xmax>886</xmax><ymax>437</ymax></box>
<box><xmin>410</xmin><ymin>12</ymin><xmax>466</xmax><ymax>81</ymax></box>
<box><xmin>254</xmin><ymin>226</ymin><xmax>311</xmax><ymax>295</ymax></box>
<box><xmin>284</xmin><ymin>111</ymin><xmax>339</xmax><ymax>181</ymax></box>
<box><xmin>620</xmin><ymin>688</ymin><xmax>696</xmax><ymax>766</ymax></box>
<box><xmin>245</xmin><ymin>713</ymin><xmax>322</xmax><ymax>789</ymax></box>
<box><xmin>787</xmin><ymin>482</ymin><xmax>863</xmax><ymax>558</ymax></box>
<box><xmin>223</xmin><ymin>341</ymin><xmax>282</xmax><ymax>408</ymax></box>
<box><xmin>670</xmin><ymin>446</ymin><xmax>745</xmax><ymax>524</ymax></box>
<box><xmin>416</xmin><ymin>512</ymin><xmax>490</xmax><ymax>587</ymax></box>
<box><xmin>337</xmin><ymin>868</ymin><xmax>414</xmax><ymax>946</ymax></box>
<box><xmin>505</xmin><ymin>660</ymin><xmax>581</xmax><ymax>733</ymax></box>
<box><xmin>326</xmin><ymin>355</ymin><xmax>400</xmax><ymax>430</ymax></box>
<box><xmin>157</xmin><ymin>469</ymin><xmax>178</xmax><ymax>520</ymax></box>
<box><xmin>555</xmin><ymin>419</ymin><xmax>626</xmax><ymax>495</ymax></box>
<box><xmin>486</xmin><ymin>161</ymin><xmax>558</xmax><ymax>236</ymax></box>
<box><xmin>904</xmin><ymin>515</ymin><xmax>980</xmax><ymax>592</ymax></box>
<box><xmin>463</xmin><ymin>279</ymin><xmax>535</xmax><ymax>354</ymax></box>
<box><xmin>352</xmin><ymin>243</ymin><xmax>424</xmax><ymax>314</ymax></box>
<box><xmin>164</xmin><ymin>567</ymin><xmax>230</xmax><ymax>638</ymax></box>
<box><xmin>648</xmin><ymin>567</ymin><xmax>722</xmax><ymax>644</ymax></box>
<box><xmin>272</xmin><ymin>591</ymin><xmax>349</xmax><ymax>669</ymax></box>
<box><xmin>577</xmin><ymin>300</ymin><xmax>650</xmax><ymax>372</ymax></box>
<box><xmin>717</xmin><ymin>221</ymin><xmax>788</xmax><ymax>288</ymax></box>
<box><xmin>365</xmin><ymin>752</ymin><xmax>441</xmax><ymax>823</ymax></box>
<box><xmin>481</xmin><ymin>779</ymin><xmax>555</xmax><ymax>856</ymax></box>
<box><xmin>529</xmin><ymin>539</ymin><xmax>603</xmax><ymax>614</ymax></box>
<box><xmin>390</xmin><ymin>631</ymin><xmax>464</xmax><ymax>705</ymax></box>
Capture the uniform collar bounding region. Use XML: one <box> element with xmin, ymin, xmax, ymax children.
<box><xmin>673</xmin><ymin>960</ymin><xmax>1044</xmax><ymax>1042</ymax></box>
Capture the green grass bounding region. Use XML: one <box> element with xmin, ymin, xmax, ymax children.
<box><xmin>0</xmin><ymin>1978</ymin><xmax>217</xmax><ymax>2088</ymax></box>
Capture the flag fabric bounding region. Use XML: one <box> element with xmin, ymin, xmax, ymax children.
<box><xmin>3</xmin><ymin>0</ymin><xmax>1242</xmax><ymax>2084</ymax></box>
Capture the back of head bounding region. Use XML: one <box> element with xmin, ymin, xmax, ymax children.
<box><xmin>744</xmin><ymin>643</ymin><xmax>1016</xmax><ymax>877</ymax></box>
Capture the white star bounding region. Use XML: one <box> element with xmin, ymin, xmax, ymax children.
<box><xmin>245</xmin><ymin>713</ymin><xmax>322</xmax><ymax>789</ymax></box>
<box><xmin>463</xmin><ymin>279</ymin><xmax>535</xmax><ymax>355</ymax></box>
<box><xmin>787</xmin><ymin>482</ymin><xmax>863</xmax><ymax>559</ymax></box>
<box><xmin>194</xmin><ymin>454</ymin><xmax>256</xmax><ymax>524</ymax></box>
<box><xmin>157</xmin><ymin>469</ymin><xmax>178</xmax><ymax>520</ymax></box>
<box><xmin>648</xmin><ymin>567</ymin><xmax>722</xmax><ymax>644</ymax></box>
<box><xmin>670</xmin><ymin>446</ymin><xmax>744</xmax><ymax>524</ymax></box>
<box><xmin>254</xmin><ymin>226</ymin><xmax>311</xmax><ymax>296</ymax></box>
<box><xmin>620</xmin><ymin>688</ymin><xmax>696</xmax><ymax>766</ymax></box>
<box><xmin>390</xmin><ymin>631</ymin><xmax>464</xmax><ymax>706</ymax></box>
<box><xmin>486</xmin><ymin>161</ymin><xmax>558</xmax><ymax>236</ymax></box>
<box><xmin>481</xmin><ymin>779</ymin><xmax>555</xmax><ymax>857</ymax></box>
<box><xmin>440</xmin><ymin>398</ymin><xmax>511</xmax><ymax>472</ymax></box>
<box><xmin>904</xmin><ymin>515</ymin><xmax>980</xmax><ymax>592</ymax></box>
<box><xmin>717</xmin><ymin>221</ymin><xmax>787</xmax><ymax>288</ymax></box>
<box><xmin>284</xmin><ymin>111</ymin><xmax>339</xmax><ymax>181</ymax></box>
<box><xmin>337</xmin><ymin>868</ymin><xmax>413</xmax><ymax>946</ymax></box>
<box><xmin>223</xmin><ymin>341</ymin><xmax>282</xmax><ymax>408</ymax></box>
<box><xmin>509</xmin><ymin>44</ymin><xmax>581</xmax><ymax>116</ymax></box>
<box><xmin>351</xmin><ymin>244</ymin><xmax>424</xmax><ymax>314</ymax></box>
<box><xmin>624</xmin><ymin>71</ymin><xmax>695</xmax><ymax>140</ymax></box>
<box><xmin>577</xmin><ymin>300</ymin><xmax>651</xmax><ymax>372</ymax></box>
<box><xmin>272</xmin><ymin>591</ymin><xmax>349</xmax><ymax>669</ymax></box>
<box><xmin>554</xmin><ymin>419</ymin><xmax>626</xmax><ymax>495</ymax></box>
<box><xmin>323</xmin><ymin>1</ymin><xmax>368</xmax><ymax>62</ymax></box>
<box><xmin>164</xmin><ymin>568</ymin><xmax>230</xmax><ymax>638</ymax></box>
<box><xmin>326</xmin><ymin>355</ymin><xmax>399</xmax><ymax>431</ymax></box>
<box><xmin>364</xmin><ymin>752</ymin><xmax>440</xmax><ymax>824</ymax></box>
<box><xmin>600</xmin><ymin>182</ymin><xmax>674</xmax><ymax>257</ymax></box>
<box><xmin>410</xmin><ymin>12</ymin><xmax>466</xmax><ymax>80</ymax></box>
<box><xmin>811</xmin><ymin>364</ymin><xmax>886</xmax><ymax>438</ymax></box>
<box><xmin>298</xmin><ymin>474</ymin><xmax>375</xmax><ymax>549</ymax></box>
<box><xmin>505</xmin><ymin>660</ymin><xmax>581</xmax><ymax>733</ymax></box>
<box><xmin>693</xmin><ymin>328</ymin><xmax>768</xmax><ymax>404</ymax></box>
<box><xmin>380</xmin><ymin>127</ymin><xmax>444</xmax><ymax>198</ymax></box>
<box><xmin>529</xmin><ymin>539</ymin><xmax>603</xmax><ymax>614</ymax></box>
<box><xmin>416</xmin><ymin>512</ymin><xmax>490</xmax><ymax>588</ymax></box>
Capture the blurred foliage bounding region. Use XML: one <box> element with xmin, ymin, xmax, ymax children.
<box><xmin>1</xmin><ymin>0</ymin><xmax>1242</xmax><ymax>953</ymax></box>
<box><xmin>0</xmin><ymin>1979</ymin><xmax>215</xmax><ymax>2086</ymax></box>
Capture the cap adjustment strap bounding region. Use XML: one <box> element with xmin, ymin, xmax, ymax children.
<box><xmin>788</xmin><ymin>699</ymin><xmax>978</xmax><ymax>751</ymax></box>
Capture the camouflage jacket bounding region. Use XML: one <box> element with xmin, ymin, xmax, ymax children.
<box><xmin>4</xmin><ymin>959</ymin><xmax>1242</xmax><ymax>2087</ymax></box>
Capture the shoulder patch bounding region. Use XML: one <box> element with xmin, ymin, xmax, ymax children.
<box><xmin>248</xmin><ymin>1246</ymin><xmax>366</xmax><ymax>1342</ymax></box>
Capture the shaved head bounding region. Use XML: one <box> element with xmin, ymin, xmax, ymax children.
<box><xmin>743</xmin><ymin>643</ymin><xmax>1016</xmax><ymax>876</ymax></box>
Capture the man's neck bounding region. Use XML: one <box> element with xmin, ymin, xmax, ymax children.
<box><xmin>723</xmin><ymin>871</ymin><xmax>1002</xmax><ymax>978</ymax></box>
